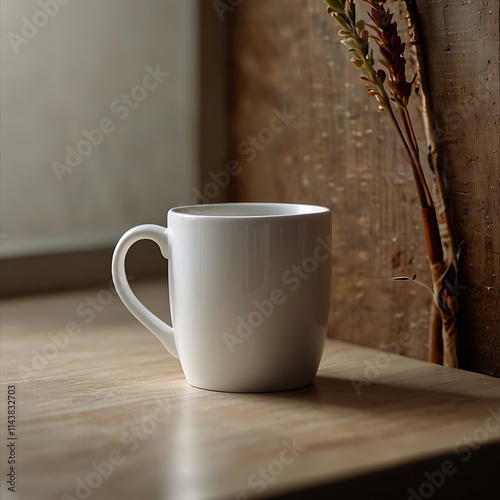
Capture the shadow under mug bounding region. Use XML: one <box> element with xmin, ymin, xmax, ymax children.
<box><xmin>112</xmin><ymin>202</ymin><xmax>332</xmax><ymax>392</ymax></box>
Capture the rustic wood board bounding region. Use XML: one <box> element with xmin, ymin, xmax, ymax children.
<box><xmin>229</xmin><ymin>0</ymin><xmax>499</xmax><ymax>376</ymax></box>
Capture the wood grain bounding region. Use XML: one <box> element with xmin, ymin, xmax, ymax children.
<box><xmin>229</xmin><ymin>0</ymin><xmax>499</xmax><ymax>376</ymax></box>
<box><xmin>1</xmin><ymin>281</ymin><xmax>499</xmax><ymax>499</ymax></box>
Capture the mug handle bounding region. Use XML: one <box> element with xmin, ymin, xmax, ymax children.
<box><xmin>111</xmin><ymin>224</ymin><xmax>179</xmax><ymax>359</ymax></box>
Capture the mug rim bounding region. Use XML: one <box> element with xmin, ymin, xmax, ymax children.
<box><xmin>169</xmin><ymin>202</ymin><xmax>330</xmax><ymax>219</ymax></box>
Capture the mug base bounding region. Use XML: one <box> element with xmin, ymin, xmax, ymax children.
<box><xmin>185</xmin><ymin>378</ymin><xmax>316</xmax><ymax>394</ymax></box>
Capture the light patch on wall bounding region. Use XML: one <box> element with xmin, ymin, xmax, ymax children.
<box><xmin>0</xmin><ymin>0</ymin><xmax>198</xmax><ymax>257</ymax></box>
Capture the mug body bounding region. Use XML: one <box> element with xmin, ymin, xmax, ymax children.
<box><xmin>167</xmin><ymin>203</ymin><xmax>332</xmax><ymax>392</ymax></box>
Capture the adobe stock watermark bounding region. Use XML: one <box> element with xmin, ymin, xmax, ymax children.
<box><xmin>236</xmin><ymin>439</ymin><xmax>307</xmax><ymax>499</ymax></box>
<box><xmin>223</xmin><ymin>235</ymin><xmax>332</xmax><ymax>354</ymax></box>
<box><xmin>7</xmin><ymin>0</ymin><xmax>72</xmax><ymax>54</ymax></box>
<box><xmin>407</xmin><ymin>407</ymin><xmax>500</xmax><ymax>499</ymax></box>
<box><xmin>192</xmin><ymin>107</ymin><xmax>295</xmax><ymax>204</ymax></box>
<box><xmin>213</xmin><ymin>0</ymin><xmax>244</xmax><ymax>21</ymax></box>
<box><xmin>16</xmin><ymin>278</ymin><xmax>133</xmax><ymax>382</ymax></box>
<box><xmin>51</xmin><ymin>64</ymin><xmax>169</xmax><ymax>183</ymax></box>
<box><xmin>349</xmin><ymin>330</ymin><xmax>412</xmax><ymax>396</ymax></box>
<box><xmin>61</xmin><ymin>398</ymin><xmax>172</xmax><ymax>500</ymax></box>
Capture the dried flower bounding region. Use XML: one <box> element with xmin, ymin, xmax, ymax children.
<box><xmin>321</xmin><ymin>0</ymin><xmax>460</xmax><ymax>367</ymax></box>
<box><xmin>365</xmin><ymin>0</ymin><xmax>412</xmax><ymax>105</ymax></box>
<box><xmin>324</xmin><ymin>0</ymin><xmax>390</xmax><ymax>107</ymax></box>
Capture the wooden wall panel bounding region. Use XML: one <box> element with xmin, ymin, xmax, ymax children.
<box><xmin>230</xmin><ymin>0</ymin><xmax>499</xmax><ymax>375</ymax></box>
<box><xmin>416</xmin><ymin>0</ymin><xmax>500</xmax><ymax>374</ymax></box>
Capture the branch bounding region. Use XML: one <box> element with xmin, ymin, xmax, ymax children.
<box><xmin>401</xmin><ymin>0</ymin><xmax>459</xmax><ymax>268</ymax></box>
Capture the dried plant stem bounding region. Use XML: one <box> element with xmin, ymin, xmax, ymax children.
<box><xmin>401</xmin><ymin>0</ymin><xmax>460</xmax><ymax>366</ymax></box>
<box><xmin>384</xmin><ymin>107</ymin><xmax>427</xmax><ymax>204</ymax></box>
<box><xmin>401</xmin><ymin>0</ymin><xmax>459</xmax><ymax>268</ymax></box>
<box><xmin>323</xmin><ymin>0</ymin><xmax>460</xmax><ymax>367</ymax></box>
<box><xmin>429</xmin><ymin>301</ymin><xmax>443</xmax><ymax>364</ymax></box>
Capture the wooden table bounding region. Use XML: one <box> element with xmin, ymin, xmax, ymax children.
<box><xmin>1</xmin><ymin>279</ymin><xmax>499</xmax><ymax>500</ymax></box>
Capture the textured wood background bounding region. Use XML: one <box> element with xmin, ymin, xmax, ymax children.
<box><xmin>229</xmin><ymin>0</ymin><xmax>499</xmax><ymax>376</ymax></box>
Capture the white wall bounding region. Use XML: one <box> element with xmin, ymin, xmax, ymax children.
<box><xmin>0</xmin><ymin>0</ymin><xmax>198</xmax><ymax>257</ymax></box>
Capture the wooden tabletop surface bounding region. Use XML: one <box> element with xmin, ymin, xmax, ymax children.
<box><xmin>1</xmin><ymin>279</ymin><xmax>499</xmax><ymax>500</ymax></box>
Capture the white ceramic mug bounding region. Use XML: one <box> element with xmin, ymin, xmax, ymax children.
<box><xmin>112</xmin><ymin>203</ymin><xmax>332</xmax><ymax>392</ymax></box>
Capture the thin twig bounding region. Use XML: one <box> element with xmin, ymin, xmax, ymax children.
<box><xmin>401</xmin><ymin>0</ymin><xmax>460</xmax><ymax>367</ymax></box>
<box><xmin>401</xmin><ymin>0</ymin><xmax>459</xmax><ymax>268</ymax></box>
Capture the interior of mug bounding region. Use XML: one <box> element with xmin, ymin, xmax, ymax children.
<box><xmin>171</xmin><ymin>203</ymin><xmax>329</xmax><ymax>218</ymax></box>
